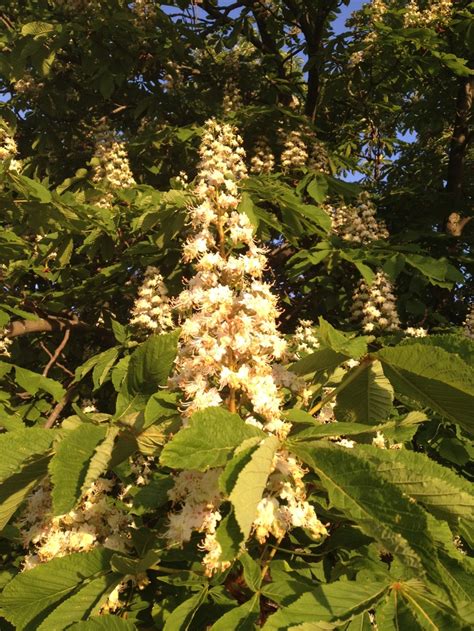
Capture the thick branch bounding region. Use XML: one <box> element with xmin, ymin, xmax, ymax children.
<box><xmin>446</xmin><ymin>74</ymin><xmax>474</xmax><ymax>201</ymax></box>
<box><xmin>6</xmin><ymin>315</ymin><xmax>83</xmax><ymax>338</ymax></box>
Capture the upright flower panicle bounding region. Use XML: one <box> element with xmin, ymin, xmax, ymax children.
<box><xmin>351</xmin><ymin>271</ymin><xmax>401</xmax><ymax>333</ymax></box>
<box><xmin>250</xmin><ymin>137</ymin><xmax>275</xmax><ymax>175</ymax></box>
<box><xmin>170</xmin><ymin>119</ymin><xmax>289</xmax><ymax>433</ymax></box>
<box><xmin>165</xmin><ymin>118</ymin><xmax>327</xmax><ymax>574</ymax></box>
<box><xmin>130</xmin><ymin>266</ymin><xmax>174</xmax><ymax>334</ymax></box>
<box><xmin>404</xmin><ymin>0</ymin><xmax>452</xmax><ymax>28</ymax></box>
<box><xmin>280</xmin><ymin>129</ymin><xmax>308</xmax><ymax>172</ymax></box>
<box><xmin>328</xmin><ymin>191</ymin><xmax>388</xmax><ymax>243</ymax></box>
<box><xmin>92</xmin><ymin>125</ymin><xmax>136</xmax><ymax>208</ymax></box>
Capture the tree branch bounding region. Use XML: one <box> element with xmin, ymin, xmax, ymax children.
<box><xmin>446</xmin><ymin>73</ymin><xmax>474</xmax><ymax>202</ymax></box>
<box><xmin>42</xmin><ymin>328</ymin><xmax>71</xmax><ymax>377</ymax></box>
<box><xmin>44</xmin><ymin>382</ymin><xmax>77</xmax><ymax>429</ymax></box>
<box><xmin>6</xmin><ymin>315</ymin><xmax>85</xmax><ymax>339</ymax></box>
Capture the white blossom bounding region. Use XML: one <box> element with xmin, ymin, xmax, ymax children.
<box><xmin>92</xmin><ymin>125</ymin><xmax>136</xmax><ymax>208</ymax></box>
<box><xmin>352</xmin><ymin>272</ymin><xmax>400</xmax><ymax>334</ymax></box>
<box><xmin>130</xmin><ymin>266</ymin><xmax>174</xmax><ymax>334</ymax></box>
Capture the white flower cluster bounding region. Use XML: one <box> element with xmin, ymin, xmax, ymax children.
<box><xmin>351</xmin><ymin>271</ymin><xmax>401</xmax><ymax>333</ymax></box>
<box><xmin>329</xmin><ymin>192</ymin><xmax>389</xmax><ymax>243</ymax></box>
<box><xmin>253</xmin><ymin>451</ymin><xmax>328</xmax><ymax>543</ymax></box>
<box><xmin>130</xmin><ymin>266</ymin><xmax>173</xmax><ymax>334</ymax></box>
<box><xmin>280</xmin><ymin>130</ymin><xmax>309</xmax><ymax>172</ymax></box>
<box><xmin>129</xmin><ymin>453</ymin><xmax>155</xmax><ymax>486</ymax></box>
<box><xmin>464</xmin><ymin>304</ymin><xmax>474</xmax><ymax>339</ymax></box>
<box><xmin>17</xmin><ymin>478</ymin><xmax>133</xmax><ymax>571</ymax></box>
<box><xmin>0</xmin><ymin>330</ymin><xmax>12</xmax><ymax>357</ymax></box>
<box><xmin>348</xmin><ymin>0</ymin><xmax>388</xmax><ymax>66</ymax></box>
<box><xmin>170</xmin><ymin>118</ymin><xmax>290</xmax><ymax>433</ymax></box>
<box><xmin>165</xmin><ymin>118</ymin><xmax>326</xmax><ymax>573</ymax></box>
<box><xmin>406</xmin><ymin>326</ymin><xmax>428</xmax><ymax>338</ymax></box>
<box><xmin>0</xmin><ymin>124</ymin><xmax>21</xmax><ymax>172</ymax></box>
<box><xmin>308</xmin><ymin>138</ymin><xmax>330</xmax><ymax>174</ymax></box>
<box><xmin>222</xmin><ymin>77</ymin><xmax>243</xmax><ymax>114</ymax></box>
<box><xmin>14</xmin><ymin>75</ymin><xmax>45</xmax><ymax>97</ymax></box>
<box><xmin>92</xmin><ymin>125</ymin><xmax>136</xmax><ymax>208</ymax></box>
<box><xmin>165</xmin><ymin>469</ymin><xmax>227</xmax><ymax>576</ymax></box>
<box><xmin>293</xmin><ymin>319</ymin><xmax>320</xmax><ymax>356</ymax></box>
<box><xmin>250</xmin><ymin>137</ymin><xmax>275</xmax><ymax>175</ymax></box>
<box><xmin>81</xmin><ymin>398</ymin><xmax>98</xmax><ymax>414</ymax></box>
<box><xmin>403</xmin><ymin>0</ymin><xmax>452</xmax><ymax>28</ymax></box>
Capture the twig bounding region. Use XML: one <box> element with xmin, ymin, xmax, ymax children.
<box><xmin>42</xmin><ymin>328</ymin><xmax>71</xmax><ymax>377</ymax></box>
<box><xmin>44</xmin><ymin>382</ymin><xmax>77</xmax><ymax>429</ymax></box>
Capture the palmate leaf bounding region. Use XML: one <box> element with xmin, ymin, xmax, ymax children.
<box><xmin>162</xmin><ymin>586</ymin><xmax>208</xmax><ymax>631</ymax></box>
<box><xmin>335</xmin><ymin>360</ymin><xmax>394</xmax><ymax>424</ymax></box>
<box><xmin>262</xmin><ymin>580</ymin><xmax>389</xmax><ymax>630</ymax></box>
<box><xmin>36</xmin><ymin>573</ymin><xmax>122</xmax><ymax>631</ymax></box>
<box><xmin>0</xmin><ymin>428</ymin><xmax>55</xmax><ymax>484</ymax></box>
<box><xmin>210</xmin><ymin>593</ymin><xmax>260</xmax><ymax>630</ymax></box>
<box><xmin>375</xmin><ymin>579</ymin><xmax>466</xmax><ymax>630</ymax></box>
<box><xmin>376</xmin><ymin>344</ymin><xmax>474</xmax><ymax>434</ymax></box>
<box><xmin>0</xmin><ymin>548</ymin><xmax>114</xmax><ymax>630</ymax></box>
<box><xmin>356</xmin><ymin>446</ymin><xmax>474</xmax><ymax>528</ymax></box>
<box><xmin>160</xmin><ymin>407</ymin><xmax>265</xmax><ymax>471</ymax></box>
<box><xmin>49</xmin><ymin>424</ymin><xmax>107</xmax><ymax>514</ymax></box>
<box><xmin>290</xmin><ymin>443</ymin><xmax>444</xmax><ymax>589</ymax></box>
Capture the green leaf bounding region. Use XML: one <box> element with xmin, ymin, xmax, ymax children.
<box><xmin>15</xmin><ymin>174</ymin><xmax>52</xmax><ymax>202</ymax></box>
<box><xmin>240</xmin><ymin>552</ymin><xmax>262</xmax><ymax>592</ymax></box>
<box><xmin>127</xmin><ymin>331</ymin><xmax>180</xmax><ymax>395</ymax></box>
<box><xmin>229</xmin><ymin>435</ymin><xmax>280</xmax><ymax>541</ymax></box>
<box><xmin>318</xmin><ymin>318</ymin><xmax>370</xmax><ymax>359</ymax></box>
<box><xmin>211</xmin><ymin>594</ymin><xmax>260</xmax><ymax>630</ymax></box>
<box><xmin>49</xmin><ymin>424</ymin><xmax>107</xmax><ymax>514</ymax></box>
<box><xmin>238</xmin><ymin>192</ymin><xmax>259</xmax><ymax>229</ymax></box>
<box><xmin>377</xmin><ymin>579</ymin><xmax>465</xmax><ymax>630</ymax></box>
<box><xmin>130</xmin><ymin>473</ymin><xmax>174</xmax><ymax>515</ymax></box>
<box><xmin>15</xmin><ymin>367</ymin><xmax>65</xmax><ymax>402</ymax></box>
<box><xmin>376</xmin><ymin>344</ymin><xmax>474</xmax><ymax>434</ymax></box>
<box><xmin>0</xmin><ymin>453</ymin><xmax>51</xmax><ymax>530</ymax></box>
<box><xmin>0</xmin><ymin>548</ymin><xmax>113</xmax><ymax>630</ymax></box>
<box><xmin>162</xmin><ymin>586</ymin><xmax>208</xmax><ymax>631</ymax></box>
<box><xmin>307</xmin><ymin>175</ymin><xmax>329</xmax><ymax>204</ymax></box>
<box><xmin>144</xmin><ymin>391</ymin><xmax>179</xmax><ymax>425</ymax></box>
<box><xmin>291</xmin><ymin>348</ymin><xmax>347</xmax><ymax>376</ymax></box>
<box><xmin>292</xmin><ymin>443</ymin><xmax>443</xmax><ymax>588</ymax></box>
<box><xmin>0</xmin><ymin>428</ymin><xmax>55</xmax><ymax>484</ymax></box>
<box><xmin>36</xmin><ymin>573</ymin><xmax>122</xmax><ymax>631</ymax></box>
<box><xmin>335</xmin><ymin>360</ymin><xmax>394</xmax><ymax>424</ymax></box>
<box><xmin>262</xmin><ymin>580</ymin><xmax>389</xmax><ymax>630</ymax></box>
<box><xmin>92</xmin><ymin>347</ymin><xmax>120</xmax><ymax>390</ymax></box>
<box><xmin>81</xmin><ymin>426</ymin><xmax>120</xmax><ymax>494</ymax></box>
<box><xmin>400</xmin><ymin>333</ymin><xmax>474</xmax><ymax>366</ymax></box>
<box><xmin>21</xmin><ymin>22</ymin><xmax>56</xmax><ymax>36</ymax></box>
<box><xmin>160</xmin><ymin>407</ymin><xmax>265</xmax><ymax>471</ymax></box>
<box><xmin>68</xmin><ymin>617</ymin><xmax>137</xmax><ymax>630</ymax></box>
<box><xmin>355</xmin><ymin>446</ymin><xmax>474</xmax><ymax>528</ymax></box>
